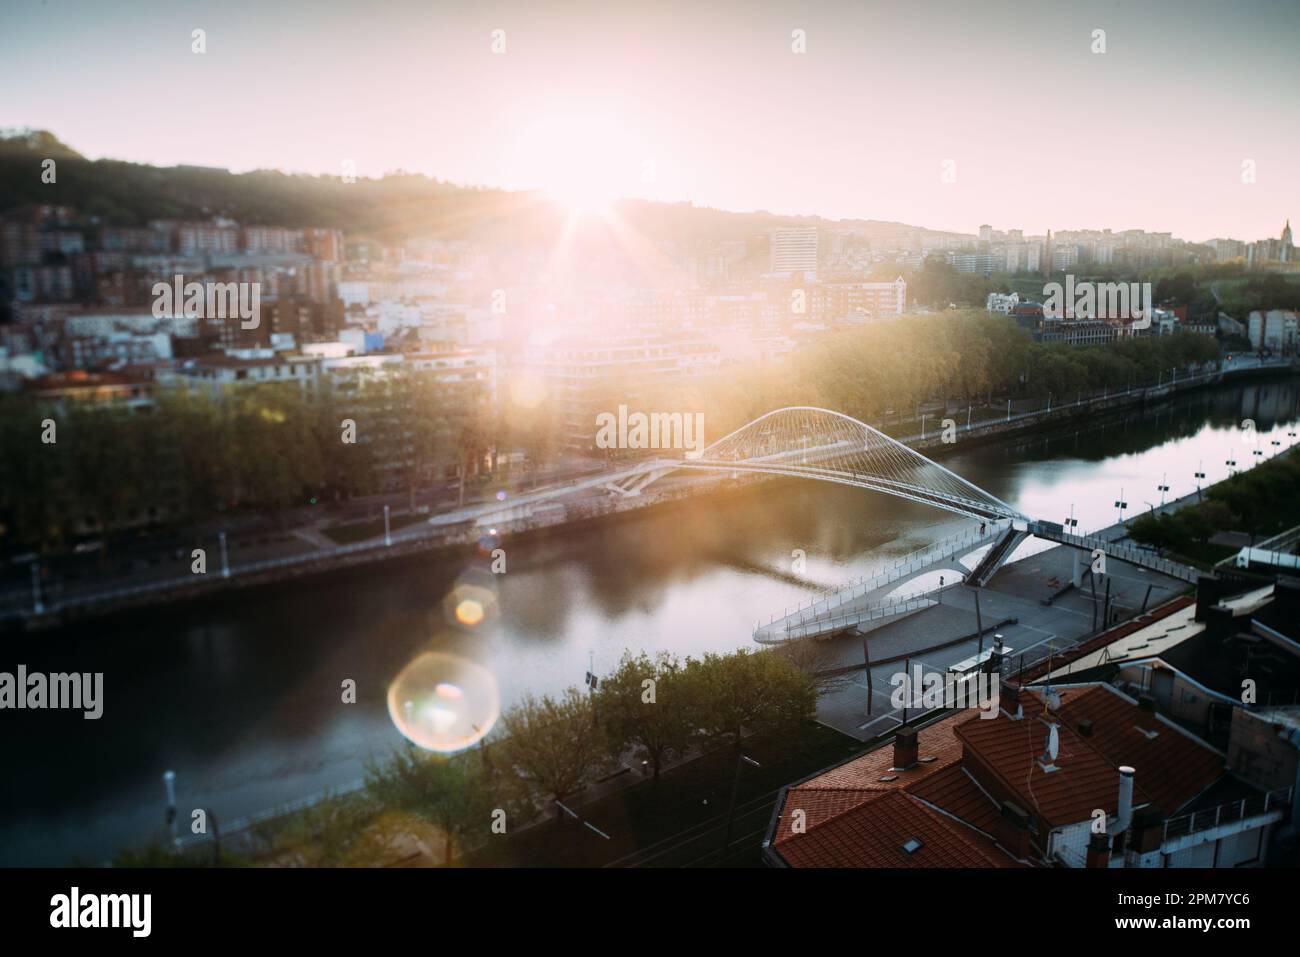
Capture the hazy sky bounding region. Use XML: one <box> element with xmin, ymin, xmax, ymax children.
<box><xmin>3</xmin><ymin>0</ymin><xmax>1296</xmax><ymax>240</ymax></box>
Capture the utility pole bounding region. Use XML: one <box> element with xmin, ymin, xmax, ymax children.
<box><xmin>862</xmin><ymin>634</ymin><xmax>873</xmax><ymax>716</ymax></box>
<box><xmin>901</xmin><ymin>657</ymin><xmax>910</xmax><ymax>724</ymax></box>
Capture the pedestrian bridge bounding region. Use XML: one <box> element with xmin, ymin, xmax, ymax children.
<box><xmin>440</xmin><ymin>406</ymin><xmax>1200</xmax><ymax>642</ymax></box>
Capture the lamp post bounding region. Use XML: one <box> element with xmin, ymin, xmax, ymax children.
<box><xmin>1114</xmin><ymin>489</ymin><xmax>1128</xmax><ymax>525</ymax></box>
<box><xmin>1157</xmin><ymin>474</ymin><xmax>1170</xmax><ymax>507</ymax></box>
<box><xmin>163</xmin><ymin>770</ymin><xmax>178</xmax><ymax>843</ymax></box>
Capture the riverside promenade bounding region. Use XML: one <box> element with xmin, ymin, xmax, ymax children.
<box><xmin>3</xmin><ymin>357</ymin><xmax>1291</xmax><ymax>629</ymax></box>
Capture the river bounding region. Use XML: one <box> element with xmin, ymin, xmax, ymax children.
<box><xmin>3</xmin><ymin>377</ymin><xmax>1298</xmax><ymax>865</ymax></box>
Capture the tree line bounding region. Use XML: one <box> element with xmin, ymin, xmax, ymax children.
<box><xmin>0</xmin><ymin>311</ymin><xmax>1222</xmax><ymax>554</ymax></box>
<box><xmin>634</xmin><ymin>310</ymin><xmax>1223</xmax><ymax>442</ymax></box>
<box><xmin>120</xmin><ymin>647</ymin><xmax>816</xmax><ymax>866</ymax></box>
<box><xmin>1128</xmin><ymin>448</ymin><xmax>1300</xmax><ymax>554</ymax></box>
<box><xmin>0</xmin><ymin>371</ymin><xmax>560</xmax><ymax>553</ymax></box>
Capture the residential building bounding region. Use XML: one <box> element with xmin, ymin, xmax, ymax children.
<box><xmin>769</xmin><ymin>227</ymin><xmax>819</xmax><ymax>280</ymax></box>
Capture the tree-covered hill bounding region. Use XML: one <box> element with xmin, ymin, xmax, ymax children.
<box><xmin>0</xmin><ymin>128</ymin><xmax>964</xmax><ymax>246</ymax></box>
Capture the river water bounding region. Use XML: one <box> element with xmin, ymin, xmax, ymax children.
<box><xmin>3</xmin><ymin>378</ymin><xmax>1298</xmax><ymax>865</ymax></box>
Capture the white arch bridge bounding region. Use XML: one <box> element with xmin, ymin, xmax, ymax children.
<box><xmin>434</xmin><ymin>407</ymin><xmax>1200</xmax><ymax>642</ymax></box>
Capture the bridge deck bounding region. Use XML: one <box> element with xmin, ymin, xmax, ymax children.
<box><xmin>753</xmin><ymin>524</ymin><xmax>1007</xmax><ymax>642</ymax></box>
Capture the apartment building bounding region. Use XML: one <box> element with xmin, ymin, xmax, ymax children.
<box><xmin>769</xmin><ymin>227</ymin><xmax>819</xmax><ymax>279</ymax></box>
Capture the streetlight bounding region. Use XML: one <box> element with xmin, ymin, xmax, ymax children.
<box><xmin>163</xmin><ymin>770</ymin><xmax>178</xmax><ymax>843</ymax></box>
<box><xmin>1064</xmin><ymin>503</ymin><xmax>1078</xmax><ymax>532</ymax></box>
<box><xmin>722</xmin><ymin>754</ymin><xmax>762</xmax><ymax>857</ymax></box>
<box><xmin>1194</xmin><ymin>463</ymin><xmax>1206</xmax><ymax>501</ymax></box>
<box><xmin>1157</xmin><ymin>474</ymin><xmax>1170</xmax><ymax>507</ymax></box>
<box><xmin>1114</xmin><ymin>489</ymin><xmax>1128</xmax><ymax>524</ymax></box>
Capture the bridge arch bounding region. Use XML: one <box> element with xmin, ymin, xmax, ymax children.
<box><xmin>635</xmin><ymin>406</ymin><xmax>1027</xmax><ymax>523</ymax></box>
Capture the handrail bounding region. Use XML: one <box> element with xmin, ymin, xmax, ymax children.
<box><xmin>1161</xmin><ymin>786</ymin><xmax>1292</xmax><ymax>843</ymax></box>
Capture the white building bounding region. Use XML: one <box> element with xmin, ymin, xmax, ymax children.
<box><xmin>986</xmin><ymin>291</ymin><xmax>1021</xmax><ymax>315</ymax></box>
<box><xmin>1248</xmin><ymin>310</ymin><xmax>1298</xmax><ymax>352</ymax></box>
<box><xmin>769</xmin><ymin>227</ymin><xmax>819</xmax><ymax>279</ymax></box>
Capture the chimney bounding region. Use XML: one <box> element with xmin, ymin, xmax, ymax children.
<box><xmin>1001</xmin><ymin>681</ymin><xmax>1022</xmax><ymax>719</ymax></box>
<box><xmin>995</xmin><ymin>800</ymin><xmax>1031</xmax><ymax>859</ymax></box>
<box><xmin>1115</xmin><ymin>766</ymin><xmax>1135</xmax><ymax>836</ymax></box>
<box><xmin>1130</xmin><ymin>806</ymin><xmax>1165</xmax><ymax>855</ymax></box>
<box><xmin>986</xmin><ymin>634</ymin><xmax>1006</xmax><ymax>674</ymax></box>
<box><xmin>892</xmin><ymin>724</ymin><xmax>918</xmax><ymax>770</ymax></box>
<box><xmin>1085</xmin><ymin>830</ymin><xmax>1110</xmax><ymax>868</ymax></box>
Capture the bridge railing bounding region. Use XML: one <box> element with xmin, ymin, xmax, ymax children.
<box><xmin>1029</xmin><ymin>524</ymin><xmax>1201</xmax><ymax>583</ymax></box>
<box><xmin>756</xmin><ymin>523</ymin><xmax>1003</xmax><ymax>628</ymax></box>
<box><xmin>757</xmin><ymin>588</ymin><xmax>939</xmax><ymax>643</ymax></box>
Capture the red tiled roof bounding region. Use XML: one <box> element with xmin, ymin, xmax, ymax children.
<box><xmin>1053</xmin><ymin>684</ymin><xmax>1224</xmax><ymax>814</ymax></box>
<box><xmin>792</xmin><ymin>710</ymin><xmax>965</xmax><ymax>794</ymax></box>
<box><xmin>908</xmin><ymin>764</ymin><xmax>1001</xmax><ymax>834</ymax></box>
<box><xmin>776</xmin><ymin>789</ymin><xmax>1019</xmax><ymax>868</ymax></box>
<box><xmin>770</xmin><ymin>677</ymin><xmax>1227</xmax><ymax>867</ymax></box>
<box><xmin>954</xmin><ymin>685</ymin><xmax>1224</xmax><ymax>830</ymax></box>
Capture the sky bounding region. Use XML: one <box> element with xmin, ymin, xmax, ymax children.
<box><xmin>2</xmin><ymin>0</ymin><xmax>1297</xmax><ymax>241</ymax></box>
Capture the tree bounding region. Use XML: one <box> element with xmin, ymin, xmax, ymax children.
<box><xmin>364</xmin><ymin>746</ymin><xmax>496</xmax><ymax>865</ymax></box>
<box><xmin>498</xmin><ymin>688</ymin><xmax>606</xmax><ymax>820</ymax></box>
<box><xmin>455</xmin><ymin>419</ymin><xmax>487</xmax><ymax>507</ymax></box>
<box><xmin>772</xmin><ymin>636</ymin><xmax>855</xmax><ymax>695</ymax></box>
<box><xmin>680</xmin><ymin>650</ymin><xmax>816</xmax><ymax>754</ymax></box>
<box><xmin>597</xmin><ymin>651</ymin><xmax>695</xmax><ymax>781</ymax></box>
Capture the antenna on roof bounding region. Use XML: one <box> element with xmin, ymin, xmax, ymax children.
<box><xmin>1038</xmin><ymin>722</ymin><xmax>1060</xmax><ymax>770</ymax></box>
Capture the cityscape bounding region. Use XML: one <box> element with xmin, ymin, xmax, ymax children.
<box><xmin>1</xmin><ymin>0</ymin><xmax>1298</xmax><ymax>939</ymax></box>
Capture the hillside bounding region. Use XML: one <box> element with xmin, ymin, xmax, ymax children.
<box><xmin>0</xmin><ymin>129</ymin><xmax>966</xmax><ymax>246</ymax></box>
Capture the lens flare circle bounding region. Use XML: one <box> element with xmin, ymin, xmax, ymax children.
<box><xmin>455</xmin><ymin>598</ymin><xmax>485</xmax><ymax>626</ymax></box>
<box><xmin>387</xmin><ymin>652</ymin><xmax>499</xmax><ymax>753</ymax></box>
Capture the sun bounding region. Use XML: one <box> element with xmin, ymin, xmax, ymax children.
<box><xmin>544</xmin><ymin>177</ymin><xmax>619</xmax><ymax>218</ymax></box>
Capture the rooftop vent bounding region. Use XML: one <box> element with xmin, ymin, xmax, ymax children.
<box><xmin>901</xmin><ymin>837</ymin><xmax>924</xmax><ymax>855</ymax></box>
